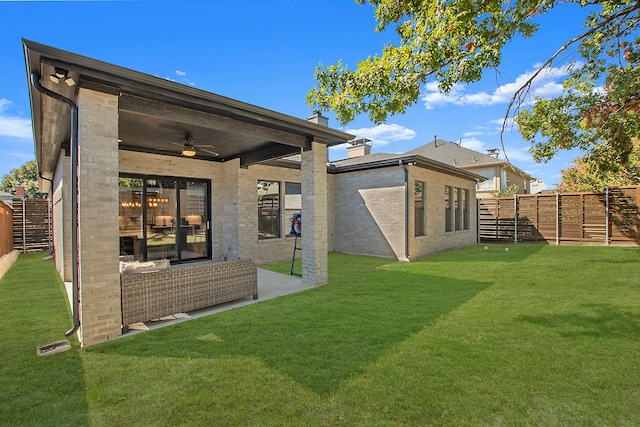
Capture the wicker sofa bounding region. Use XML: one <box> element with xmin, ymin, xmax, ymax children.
<box><xmin>120</xmin><ymin>259</ymin><xmax>258</xmax><ymax>327</ymax></box>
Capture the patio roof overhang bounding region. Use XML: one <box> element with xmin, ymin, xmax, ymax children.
<box><xmin>23</xmin><ymin>39</ymin><xmax>353</xmax><ymax>191</ymax></box>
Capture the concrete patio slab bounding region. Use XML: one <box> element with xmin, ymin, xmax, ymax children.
<box><xmin>65</xmin><ymin>268</ymin><xmax>310</xmax><ymax>336</ymax></box>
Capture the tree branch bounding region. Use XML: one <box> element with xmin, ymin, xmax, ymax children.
<box><xmin>499</xmin><ymin>1</ymin><xmax>640</xmax><ymax>165</ymax></box>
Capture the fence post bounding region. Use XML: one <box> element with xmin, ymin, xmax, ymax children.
<box><xmin>476</xmin><ymin>199</ymin><xmax>480</xmax><ymax>243</ymax></box>
<box><xmin>21</xmin><ymin>196</ymin><xmax>26</xmax><ymax>254</ymax></box>
<box><xmin>605</xmin><ymin>186</ymin><xmax>610</xmax><ymax>245</ymax></box>
<box><xmin>47</xmin><ymin>196</ymin><xmax>52</xmax><ymax>251</ymax></box>
<box><xmin>556</xmin><ymin>192</ymin><xmax>560</xmax><ymax>246</ymax></box>
<box><xmin>513</xmin><ymin>194</ymin><xmax>518</xmax><ymax>245</ymax></box>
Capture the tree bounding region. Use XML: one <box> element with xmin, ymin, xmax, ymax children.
<box><xmin>306</xmin><ymin>0</ymin><xmax>640</xmax><ymax>178</ymax></box>
<box><xmin>0</xmin><ymin>160</ymin><xmax>47</xmax><ymax>199</ymax></box>
<box><xmin>558</xmin><ymin>139</ymin><xmax>640</xmax><ymax>192</ymax></box>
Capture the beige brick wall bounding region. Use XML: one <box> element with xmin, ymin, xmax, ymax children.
<box><xmin>237</xmin><ymin>163</ymin><xmax>302</xmax><ymax>264</ymax></box>
<box><xmin>408</xmin><ymin>165</ymin><xmax>478</xmax><ymax>259</ymax></box>
<box><xmin>332</xmin><ymin>164</ymin><xmax>479</xmax><ymax>261</ymax></box>
<box><xmin>77</xmin><ymin>88</ymin><xmax>121</xmax><ymax>346</ymax></box>
<box><xmin>53</xmin><ymin>155</ymin><xmax>71</xmax><ymax>281</ymax></box>
<box><xmin>333</xmin><ymin>167</ymin><xmax>407</xmax><ymax>259</ymax></box>
<box><xmin>327</xmin><ymin>174</ymin><xmax>336</xmax><ymax>252</ymax></box>
<box><xmin>301</xmin><ymin>142</ymin><xmax>328</xmax><ymax>285</ymax></box>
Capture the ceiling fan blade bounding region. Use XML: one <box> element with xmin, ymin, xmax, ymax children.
<box><xmin>200</xmin><ymin>148</ymin><xmax>219</xmax><ymax>156</ymax></box>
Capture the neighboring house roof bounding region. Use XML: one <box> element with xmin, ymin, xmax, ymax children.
<box><xmin>329</xmin><ymin>152</ymin><xmax>485</xmax><ymax>182</ymax></box>
<box><xmin>406</xmin><ymin>140</ymin><xmax>536</xmax><ymax>181</ymax></box>
<box><xmin>0</xmin><ymin>191</ymin><xmax>14</xmax><ymax>206</ymax></box>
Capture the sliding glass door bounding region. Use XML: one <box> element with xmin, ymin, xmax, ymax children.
<box><xmin>119</xmin><ymin>174</ymin><xmax>210</xmax><ymax>264</ymax></box>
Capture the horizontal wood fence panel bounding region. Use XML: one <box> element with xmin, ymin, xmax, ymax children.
<box><xmin>479</xmin><ymin>186</ymin><xmax>639</xmax><ymax>246</ymax></box>
<box><xmin>12</xmin><ymin>198</ymin><xmax>52</xmax><ymax>252</ymax></box>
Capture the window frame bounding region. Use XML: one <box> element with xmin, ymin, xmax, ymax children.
<box><xmin>257</xmin><ymin>180</ymin><xmax>281</xmax><ymax>240</ymax></box>
<box><xmin>118</xmin><ymin>174</ymin><xmax>211</xmax><ymax>264</ymax></box>
<box><xmin>414</xmin><ymin>181</ymin><xmax>426</xmax><ymax>237</ymax></box>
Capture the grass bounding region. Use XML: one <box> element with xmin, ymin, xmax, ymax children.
<box><xmin>1</xmin><ymin>245</ymin><xmax>640</xmax><ymax>426</ymax></box>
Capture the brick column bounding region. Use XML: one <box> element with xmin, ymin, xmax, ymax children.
<box><xmin>301</xmin><ymin>141</ymin><xmax>328</xmax><ymax>285</ymax></box>
<box><xmin>221</xmin><ymin>159</ymin><xmax>241</xmax><ymax>260</ymax></box>
<box><xmin>76</xmin><ymin>88</ymin><xmax>121</xmax><ymax>346</ymax></box>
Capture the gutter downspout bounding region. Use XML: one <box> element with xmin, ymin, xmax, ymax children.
<box><xmin>39</xmin><ymin>174</ymin><xmax>54</xmax><ymax>252</ymax></box>
<box><xmin>401</xmin><ymin>160</ymin><xmax>411</xmax><ymax>261</ymax></box>
<box><xmin>31</xmin><ymin>72</ymin><xmax>80</xmax><ymax>337</ymax></box>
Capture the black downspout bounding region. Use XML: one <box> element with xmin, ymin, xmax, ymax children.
<box><xmin>39</xmin><ymin>173</ymin><xmax>54</xmax><ymax>252</ymax></box>
<box><xmin>402</xmin><ymin>161</ymin><xmax>410</xmax><ymax>261</ymax></box>
<box><xmin>31</xmin><ymin>72</ymin><xmax>80</xmax><ymax>337</ymax></box>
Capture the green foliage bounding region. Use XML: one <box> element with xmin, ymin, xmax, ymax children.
<box><xmin>0</xmin><ymin>160</ymin><xmax>47</xmax><ymax>198</ymax></box>
<box><xmin>558</xmin><ymin>140</ymin><xmax>640</xmax><ymax>191</ymax></box>
<box><xmin>307</xmin><ymin>0</ymin><xmax>561</xmax><ymax>124</ymax></box>
<box><xmin>493</xmin><ymin>183</ymin><xmax>520</xmax><ymax>197</ymax></box>
<box><xmin>307</xmin><ymin>0</ymin><xmax>640</xmax><ymax>181</ymax></box>
<box><xmin>518</xmin><ymin>3</ymin><xmax>640</xmax><ymax>174</ymax></box>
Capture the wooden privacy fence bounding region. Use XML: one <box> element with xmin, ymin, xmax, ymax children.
<box><xmin>478</xmin><ymin>186</ymin><xmax>640</xmax><ymax>245</ymax></box>
<box><xmin>0</xmin><ymin>200</ymin><xmax>13</xmax><ymax>257</ymax></box>
<box><xmin>13</xmin><ymin>197</ymin><xmax>52</xmax><ymax>252</ymax></box>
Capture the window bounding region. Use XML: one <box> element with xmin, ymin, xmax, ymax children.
<box><xmin>455</xmin><ymin>187</ymin><xmax>462</xmax><ymax>231</ymax></box>
<box><xmin>445</xmin><ymin>186</ymin><xmax>453</xmax><ymax>232</ymax></box>
<box><xmin>463</xmin><ymin>189</ymin><xmax>470</xmax><ymax>230</ymax></box>
<box><xmin>414</xmin><ymin>181</ymin><xmax>426</xmax><ymax>236</ymax></box>
<box><xmin>476</xmin><ymin>168</ymin><xmax>496</xmax><ymax>191</ymax></box>
<box><xmin>285</xmin><ymin>182</ymin><xmax>301</xmax><ymax>235</ymax></box>
<box><xmin>444</xmin><ymin>186</ymin><xmax>471</xmax><ymax>233</ymax></box>
<box><xmin>258</xmin><ymin>180</ymin><xmax>280</xmax><ymax>240</ymax></box>
<box><xmin>119</xmin><ymin>175</ymin><xmax>210</xmax><ymax>264</ymax></box>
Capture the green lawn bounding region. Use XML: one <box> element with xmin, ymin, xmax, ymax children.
<box><xmin>1</xmin><ymin>245</ymin><xmax>640</xmax><ymax>426</ymax></box>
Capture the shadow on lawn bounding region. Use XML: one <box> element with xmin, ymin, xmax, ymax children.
<box><xmin>519</xmin><ymin>303</ymin><xmax>640</xmax><ymax>339</ymax></box>
<box><xmin>90</xmin><ymin>270</ymin><xmax>490</xmax><ymax>395</ymax></box>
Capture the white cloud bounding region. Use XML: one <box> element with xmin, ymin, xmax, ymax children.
<box><xmin>505</xmin><ymin>148</ymin><xmax>534</xmax><ymax>163</ymax></box>
<box><xmin>0</xmin><ymin>99</ymin><xmax>32</xmax><ymax>139</ymax></box>
<box><xmin>421</xmin><ymin>64</ymin><xmax>571</xmax><ymax>109</ymax></box>
<box><xmin>162</xmin><ymin>70</ymin><xmax>196</xmax><ymax>86</ymax></box>
<box><xmin>346</xmin><ymin>123</ymin><xmax>416</xmax><ymax>146</ymax></box>
<box><xmin>460</xmin><ymin>137</ymin><xmax>488</xmax><ymax>152</ymax></box>
<box><xmin>462</xmin><ymin>131</ymin><xmax>484</xmax><ymax>137</ymax></box>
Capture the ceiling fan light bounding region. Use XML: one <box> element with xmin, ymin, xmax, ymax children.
<box><xmin>182</xmin><ymin>144</ymin><xmax>196</xmax><ymax>157</ymax></box>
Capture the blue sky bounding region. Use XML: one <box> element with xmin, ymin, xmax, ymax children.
<box><xmin>1</xmin><ymin>0</ymin><xmax>592</xmax><ymax>189</ymax></box>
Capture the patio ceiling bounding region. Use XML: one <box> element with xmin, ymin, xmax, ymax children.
<box><xmin>23</xmin><ymin>40</ymin><xmax>353</xmax><ymax>188</ymax></box>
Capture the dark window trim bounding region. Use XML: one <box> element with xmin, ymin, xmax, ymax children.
<box><xmin>119</xmin><ymin>173</ymin><xmax>212</xmax><ymax>264</ymax></box>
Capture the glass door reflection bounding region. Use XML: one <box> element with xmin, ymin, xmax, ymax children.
<box><xmin>146</xmin><ymin>178</ymin><xmax>177</xmax><ymax>261</ymax></box>
<box><xmin>179</xmin><ymin>180</ymin><xmax>209</xmax><ymax>261</ymax></box>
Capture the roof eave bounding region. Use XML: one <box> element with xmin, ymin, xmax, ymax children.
<box><xmin>330</xmin><ymin>154</ymin><xmax>485</xmax><ymax>182</ymax></box>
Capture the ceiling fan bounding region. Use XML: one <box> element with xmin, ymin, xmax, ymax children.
<box><xmin>170</xmin><ymin>135</ymin><xmax>218</xmax><ymax>157</ymax></box>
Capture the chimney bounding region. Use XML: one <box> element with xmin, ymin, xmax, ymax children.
<box><xmin>307</xmin><ymin>110</ymin><xmax>329</xmax><ymax>127</ymax></box>
<box><xmin>16</xmin><ymin>185</ymin><xmax>25</xmax><ymax>198</ymax></box>
<box><xmin>486</xmin><ymin>148</ymin><xmax>500</xmax><ymax>158</ymax></box>
<box><xmin>347</xmin><ymin>138</ymin><xmax>372</xmax><ymax>159</ymax></box>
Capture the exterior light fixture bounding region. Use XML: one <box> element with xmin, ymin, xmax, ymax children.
<box><xmin>49</xmin><ymin>67</ymin><xmax>76</xmax><ymax>87</ymax></box>
<box><xmin>182</xmin><ymin>142</ymin><xmax>197</xmax><ymax>157</ymax></box>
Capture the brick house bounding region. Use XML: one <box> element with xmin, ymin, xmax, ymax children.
<box><xmin>24</xmin><ymin>40</ymin><xmax>482</xmax><ymax>346</ymax></box>
<box><xmin>407</xmin><ymin>140</ymin><xmax>536</xmax><ymax>197</ymax></box>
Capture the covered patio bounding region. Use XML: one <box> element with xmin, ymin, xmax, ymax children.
<box><xmin>24</xmin><ymin>39</ymin><xmax>353</xmax><ymax>346</ymax></box>
<box><xmin>65</xmin><ymin>267</ymin><xmax>311</xmax><ymax>335</ymax></box>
